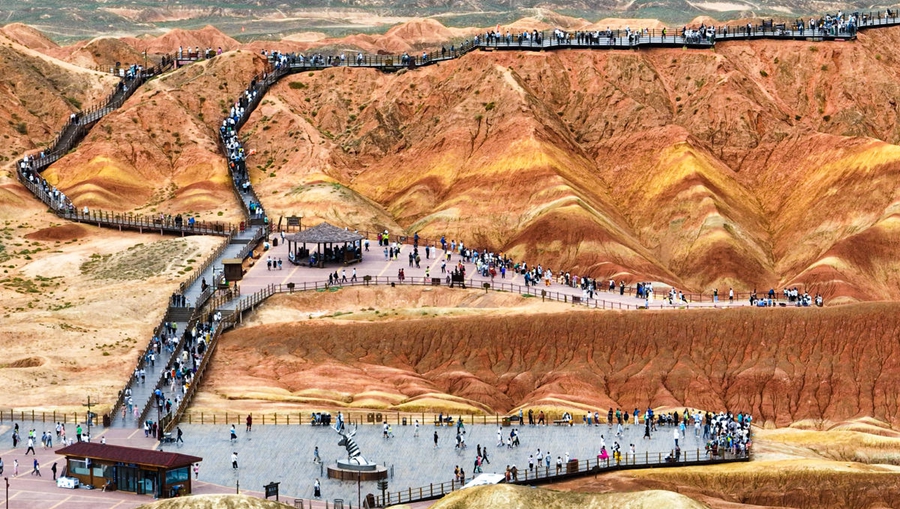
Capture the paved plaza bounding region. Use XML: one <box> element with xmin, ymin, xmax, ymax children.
<box><xmin>0</xmin><ymin>417</ymin><xmax>710</xmax><ymax>508</ymax></box>
<box><xmin>237</xmin><ymin>236</ymin><xmax>753</xmax><ymax>311</ymax></box>
<box><xmin>166</xmin><ymin>419</ymin><xmax>707</xmax><ymax>505</ymax></box>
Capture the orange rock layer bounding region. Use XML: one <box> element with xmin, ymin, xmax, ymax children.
<box><xmin>204</xmin><ymin>296</ymin><xmax>900</xmax><ymax>428</ymax></box>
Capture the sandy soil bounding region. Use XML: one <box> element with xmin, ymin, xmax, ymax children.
<box><xmin>0</xmin><ymin>208</ymin><xmax>222</xmax><ymax>414</ymax></box>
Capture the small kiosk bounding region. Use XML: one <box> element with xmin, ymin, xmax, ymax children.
<box><xmin>56</xmin><ymin>442</ymin><xmax>201</xmax><ymax>498</ymax></box>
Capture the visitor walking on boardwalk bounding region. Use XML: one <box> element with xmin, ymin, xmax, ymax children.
<box><xmin>246</xmin><ymin>414</ymin><xmax>253</xmax><ymax>432</ymax></box>
<box><xmin>231</xmin><ymin>451</ymin><xmax>238</xmax><ymax>469</ymax></box>
<box><xmin>230</xmin><ymin>425</ymin><xmax>237</xmax><ymax>443</ymax></box>
<box><xmin>314</xmin><ymin>446</ymin><xmax>320</xmax><ymax>463</ymax></box>
<box><xmin>25</xmin><ymin>436</ymin><xmax>35</xmax><ymax>455</ymax></box>
<box><xmin>51</xmin><ymin>461</ymin><xmax>57</xmax><ymax>480</ymax></box>
<box><xmin>32</xmin><ymin>459</ymin><xmax>40</xmax><ymax>476</ymax></box>
<box><xmin>314</xmin><ymin>478</ymin><xmax>321</xmax><ymax>498</ymax></box>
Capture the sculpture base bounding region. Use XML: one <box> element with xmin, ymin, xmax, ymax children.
<box><xmin>327</xmin><ymin>464</ymin><xmax>388</xmax><ymax>481</ymax></box>
<box><xmin>336</xmin><ymin>460</ymin><xmax>379</xmax><ymax>471</ymax></box>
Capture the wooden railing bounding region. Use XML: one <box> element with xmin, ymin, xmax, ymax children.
<box><xmin>184</xmin><ymin>235</ymin><xmax>234</xmax><ymax>306</ymax></box>
<box><xmin>0</xmin><ymin>409</ymin><xmax>101</xmax><ymax>426</ymax></box>
<box><xmin>378</xmin><ymin>450</ymin><xmax>750</xmax><ymax>506</ymax></box>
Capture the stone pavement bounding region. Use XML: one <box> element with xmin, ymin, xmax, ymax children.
<box><xmin>166</xmin><ymin>420</ymin><xmax>709</xmax><ymax>506</ymax></box>
<box><xmin>237</xmin><ymin>237</ymin><xmax>753</xmax><ymax>311</ymax></box>
<box><xmin>111</xmin><ymin>329</ymin><xmax>180</xmax><ymax>429</ymax></box>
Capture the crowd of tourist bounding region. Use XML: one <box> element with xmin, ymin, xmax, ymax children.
<box><xmin>378</xmin><ymin>233</ymin><xmax>829</xmax><ymax>308</ymax></box>
<box><xmin>135</xmin><ymin>311</ymin><xmax>223</xmax><ymax>438</ymax></box>
<box><xmin>220</xmin><ymin>75</ymin><xmax>269</xmax><ymax>220</ymax></box>
<box><xmin>436</xmin><ymin>406</ymin><xmax>754</xmax><ymax>486</ymax></box>
<box><xmin>17</xmin><ymin>155</ymin><xmax>73</xmax><ymax>212</ymax></box>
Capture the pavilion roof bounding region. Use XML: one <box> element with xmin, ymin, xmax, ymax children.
<box><xmin>285</xmin><ymin>222</ymin><xmax>363</xmax><ymax>244</ymax></box>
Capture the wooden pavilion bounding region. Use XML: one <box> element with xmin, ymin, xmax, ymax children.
<box><xmin>286</xmin><ymin>221</ymin><xmax>364</xmax><ymax>267</ymax></box>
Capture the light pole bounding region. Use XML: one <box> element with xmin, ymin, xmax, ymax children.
<box><xmin>5</xmin><ymin>477</ymin><xmax>8</xmax><ymax>509</ymax></box>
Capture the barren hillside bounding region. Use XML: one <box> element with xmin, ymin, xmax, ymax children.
<box><xmin>235</xmin><ymin>25</ymin><xmax>900</xmax><ymax>299</ymax></box>
<box><xmin>41</xmin><ymin>50</ymin><xmax>269</xmax><ymax>224</ymax></box>
<box><xmin>200</xmin><ymin>291</ymin><xmax>900</xmax><ymax>429</ymax></box>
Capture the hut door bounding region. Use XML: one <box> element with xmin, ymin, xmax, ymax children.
<box><xmin>117</xmin><ymin>466</ymin><xmax>138</xmax><ymax>492</ymax></box>
<box><xmin>138</xmin><ymin>470</ymin><xmax>157</xmax><ymax>495</ymax></box>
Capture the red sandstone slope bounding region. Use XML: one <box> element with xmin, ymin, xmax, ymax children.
<box><xmin>207</xmin><ymin>297</ymin><xmax>900</xmax><ymax>428</ymax></box>
<box><xmin>42</xmin><ymin>51</ymin><xmax>267</xmax><ymax>222</ymax></box>
<box><xmin>235</xmin><ymin>27</ymin><xmax>900</xmax><ymax>299</ymax></box>
<box><xmin>0</xmin><ymin>29</ymin><xmax>119</xmax><ymax>177</ymax></box>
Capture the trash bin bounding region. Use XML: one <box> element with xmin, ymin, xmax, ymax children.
<box><xmin>502</xmin><ymin>417</ymin><xmax>511</xmax><ymax>427</ymax></box>
<box><xmin>102</xmin><ymin>414</ymin><xmax>110</xmax><ymax>427</ymax></box>
<box><xmin>566</xmin><ymin>459</ymin><xmax>579</xmax><ymax>474</ymax></box>
<box><xmin>273</xmin><ymin>237</ymin><xmax>278</xmax><ymax>247</ymax></box>
<box><xmin>402</xmin><ymin>417</ymin><xmax>407</xmax><ymax>426</ymax></box>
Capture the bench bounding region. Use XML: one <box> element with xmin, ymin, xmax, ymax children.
<box><xmin>553</xmin><ymin>420</ymin><xmax>570</xmax><ymax>426</ymax></box>
<box><xmin>434</xmin><ymin>418</ymin><xmax>454</xmax><ymax>426</ymax></box>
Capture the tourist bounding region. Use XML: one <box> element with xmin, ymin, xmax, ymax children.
<box><xmin>232</xmin><ymin>451</ymin><xmax>238</xmax><ymax>469</ymax></box>
<box><xmin>193</xmin><ymin>463</ymin><xmax>200</xmax><ymax>479</ymax></box>
<box><xmin>314</xmin><ymin>478</ymin><xmax>321</xmax><ymax>498</ymax></box>
<box><xmin>246</xmin><ymin>414</ymin><xmax>253</xmax><ymax>432</ymax></box>
<box><xmin>230</xmin><ymin>424</ymin><xmax>237</xmax><ymax>443</ymax></box>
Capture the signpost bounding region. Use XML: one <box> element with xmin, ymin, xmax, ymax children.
<box><xmin>264</xmin><ymin>481</ymin><xmax>280</xmax><ymax>501</ymax></box>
